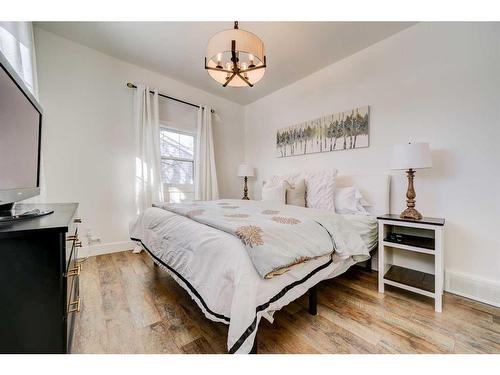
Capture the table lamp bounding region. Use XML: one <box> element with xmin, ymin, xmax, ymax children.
<box><xmin>237</xmin><ymin>164</ymin><xmax>255</xmax><ymax>200</ymax></box>
<box><xmin>391</xmin><ymin>142</ymin><xmax>432</xmax><ymax>220</ymax></box>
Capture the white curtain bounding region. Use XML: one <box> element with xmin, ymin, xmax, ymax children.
<box><xmin>195</xmin><ymin>106</ymin><xmax>219</xmax><ymax>200</ymax></box>
<box><xmin>134</xmin><ymin>84</ymin><xmax>164</xmax><ymax>214</ymax></box>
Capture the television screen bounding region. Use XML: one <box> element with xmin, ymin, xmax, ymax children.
<box><xmin>0</xmin><ymin>62</ymin><xmax>41</xmax><ymax>191</ymax></box>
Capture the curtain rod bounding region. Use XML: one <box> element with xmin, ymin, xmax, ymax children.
<box><xmin>126</xmin><ymin>82</ymin><xmax>215</xmax><ymax>114</ymax></box>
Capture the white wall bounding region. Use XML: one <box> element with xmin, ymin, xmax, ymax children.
<box><xmin>244</xmin><ymin>23</ymin><xmax>500</xmax><ymax>305</ymax></box>
<box><xmin>34</xmin><ymin>27</ymin><xmax>245</xmax><ymax>253</ymax></box>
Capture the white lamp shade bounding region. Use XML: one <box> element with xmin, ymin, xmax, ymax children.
<box><xmin>237</xmin><ymin>164</ymin><xmax>255</xmax><ymax>177</ymax></box>
<box><xmin>391</xmin><ymin>143</ymin><xmax>432</xmax><ymax>170</ymax></box>
<box><xmin>206</xmin><ymin>28</ymin><xmax>264</xmax><ymax>64</ymax></box>
<box><xmin>205</xmin><ymin>25</ymin><xmax>266</xmax><ymax>87</ymax></box>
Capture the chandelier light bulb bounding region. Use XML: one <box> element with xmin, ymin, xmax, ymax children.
<box><xmin>249</xmin><ymin>54</ymin><xmax>255</xmax><ymax>68</ymax></box>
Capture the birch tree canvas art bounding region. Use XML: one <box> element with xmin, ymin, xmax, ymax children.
<box><xmin>276</xmin><ymin>106</ymin><xmax>369</xmax><ymax>158</ymax></box>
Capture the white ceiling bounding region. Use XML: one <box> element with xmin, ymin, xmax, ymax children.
<box><xmin>35</xmin><ymin>22</ymin><xmax>415</xmax><ymax>105</ymax></box>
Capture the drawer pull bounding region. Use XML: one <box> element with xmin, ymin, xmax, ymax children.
<box><xmin>74</xmin><ymin>218</ymin><xmax>82</xmax><ymax>223</ymax></box>
<box><xmin>76</xmin><ymin>260</ymin><xmax>84</xmax><ymax>271</ymax></box>
<box><xmin>68</xmin><ymin>297</ymin><xmax>80</xmax><ymax>314</ymax></box>
<box><xmin>74</xmin><ymin>240</ymin><xmax>83</xmax><ymax>248</ymax></box>
<box><xmin>66</xmin><ymin>235</ymin><xmax>78</xmax><ymax>241</ymax></box>
<box><xmin>67</xmin><ymin>264</ymin><xmax>81</xmax><ymax>277</ymax></box>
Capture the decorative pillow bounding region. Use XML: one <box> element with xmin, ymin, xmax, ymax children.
<box><xmin>261</xmin><ymin>181</ymin><xmax>287</xmax><ymax>204</ymax></box>
<box><xmin>285</xmin><ymin>179</ymin><xmax>306</xmax><ymax>207</ymax></box>
<box><xmin>267</xmin><ymin>169</ymin><xmax>337</xmax><ymax>210</ymax></box>
<box><xmin>354</xmin><ymin>188</ymin><xmax>372</xmax><ymax>211</ymax></box>
<box><xmin>302</xmin><ymin>170</ymin><xmax>336</xmax><ymax>210</ymax></box>
<box><xmin>335</xmin><ymin>187</ymin><xmax>370</xmax><ymax>215</ymax></box>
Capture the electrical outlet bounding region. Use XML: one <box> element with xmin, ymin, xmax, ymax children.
<box><xmin>86</xmin><ymin>228</ymin><xmax>101</xmax><ymax>246</ymax></box>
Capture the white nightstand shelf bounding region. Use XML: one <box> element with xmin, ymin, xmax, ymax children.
<box><xmin>377</xmin><ymin>214</ymin><xmax>445</xmax><ymax>312</ymax></box>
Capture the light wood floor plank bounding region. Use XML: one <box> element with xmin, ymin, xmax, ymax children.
<box><xmin>112</xmin><ymin>253</ymin><xmax>162</xmax><ymax>328</ymax></box>
<box><xmin>72</xmin><ymin>251</ymin><xmax>500</xmax><ymax>354</ymax></box>
<box><xmin>72</xmin><ymin>256</ymin><xmax>108</xmax><ymax>353</ymax></box>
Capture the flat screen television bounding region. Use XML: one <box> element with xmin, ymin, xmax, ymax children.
<box><xmin>0</xmin><ymin>50</ymin><xmax>51</xmax><ymax>221</ymax></box>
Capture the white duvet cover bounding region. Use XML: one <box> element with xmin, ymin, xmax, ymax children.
<box><xmin>129</xmin><ymin>202</ymin><xmax>377</xmax><ymax>353</ymax></box>
<box><xmin>155</xmin><ymin>200</ymin><xmax>370</xmax><ymax>278</ymax></box>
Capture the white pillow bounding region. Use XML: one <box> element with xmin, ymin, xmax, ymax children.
<box><xmin>267</xmin><ymin>169</ymin><xmax>337</xmax><ymax>210</ymax></box>
<box><xmin>335</xmin><ymin>187</ymin><xmax>370</xmax><ymax>215</ymax></box>
<box><xmin>354</xmin><ymin>189</ymin><xmax>372</xmax><ymax>211</ymax></box>
<box><xmin>285</xmin><ymin>179</ymin><xmax>306</xmax><ymax>207</ymax></box>
<box><xmin>262</xmin><ymin>181</ymin><xmax>287</xmax><ymax>204</ymax></box>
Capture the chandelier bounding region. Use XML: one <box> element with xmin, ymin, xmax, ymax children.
<box><xmin>205</xmin><ymin>21</ymin><xmax>267</xmax><ymax>87</ymax></box>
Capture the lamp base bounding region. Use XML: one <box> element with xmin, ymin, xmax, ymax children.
<box><xmin>242</xmin><ymin>176</ymin><xmax>249</xmax><ymax>200</ymax></box>
<box><xmin>400</xmin><ymin>168</ymin><xmax>423</xmax><ymax>220</ymax></box>
<box><xmin>400</xmin><ymin>207</ymin><xmax>423</xmax><ymax>220</ymax></box>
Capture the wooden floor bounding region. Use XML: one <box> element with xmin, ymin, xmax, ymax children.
<box><xmin>72</xmin><ymin>251</ymin><xmax>500</xmax><ymax>354</ymax></box>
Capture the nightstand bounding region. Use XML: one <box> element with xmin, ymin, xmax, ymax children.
<box><xmin>377</xmin><ymin>214</ymin><xmax>445</xmax><ymax>312</ymax></box>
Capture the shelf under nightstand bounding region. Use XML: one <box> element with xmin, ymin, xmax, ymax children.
<box><xmin>384</xmin><ymin>265</ymin><xmax>435</xmax><ymax>295</ymax></box>
<box><xmin>377</xmin><ymin>214</ymin><xmax>445</xmax><ymax>312</ymax></box>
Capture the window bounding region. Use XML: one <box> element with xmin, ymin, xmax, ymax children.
<box><xmin>159</xmin><ymin>126</ymin><xmax>195</xmax><ymax>203</ymax></box>
<box><xmin>0</xmin><ymin>24</ymin><xmax>35</xmax><ymax>95</ymax></box>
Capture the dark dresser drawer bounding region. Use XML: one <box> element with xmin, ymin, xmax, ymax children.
<box><xmin>0</xmin><ymin>203</ymin><xmax>80</xmax><ymax>354</ymax></box>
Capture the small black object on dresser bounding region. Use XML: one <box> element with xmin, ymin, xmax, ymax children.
<box><xmin>0</xmin><ymin>203</ymin><xmax>80</xmax><ymax>353</ymax></box>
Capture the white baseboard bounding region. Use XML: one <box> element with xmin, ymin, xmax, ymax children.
<box><xmin>78</xmin><ymin>240</ymin><xmax>135</xmax><ymax>259</ymax></box>
<box><xmin>445</xmin><ymin>270</ymin><xmax>500</xmax><ymax>308</ymax></box>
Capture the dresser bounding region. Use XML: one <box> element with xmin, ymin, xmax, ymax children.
<box><xmin>0</xmin><ymin>203</ymin><xmax>81</xmax><ymax>353</ymax></box>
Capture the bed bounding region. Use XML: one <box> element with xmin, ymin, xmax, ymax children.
<box><xmin>130</xmin><ymin>173</ymin><xmax>390</xmax><ymax>354</ymax></box>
